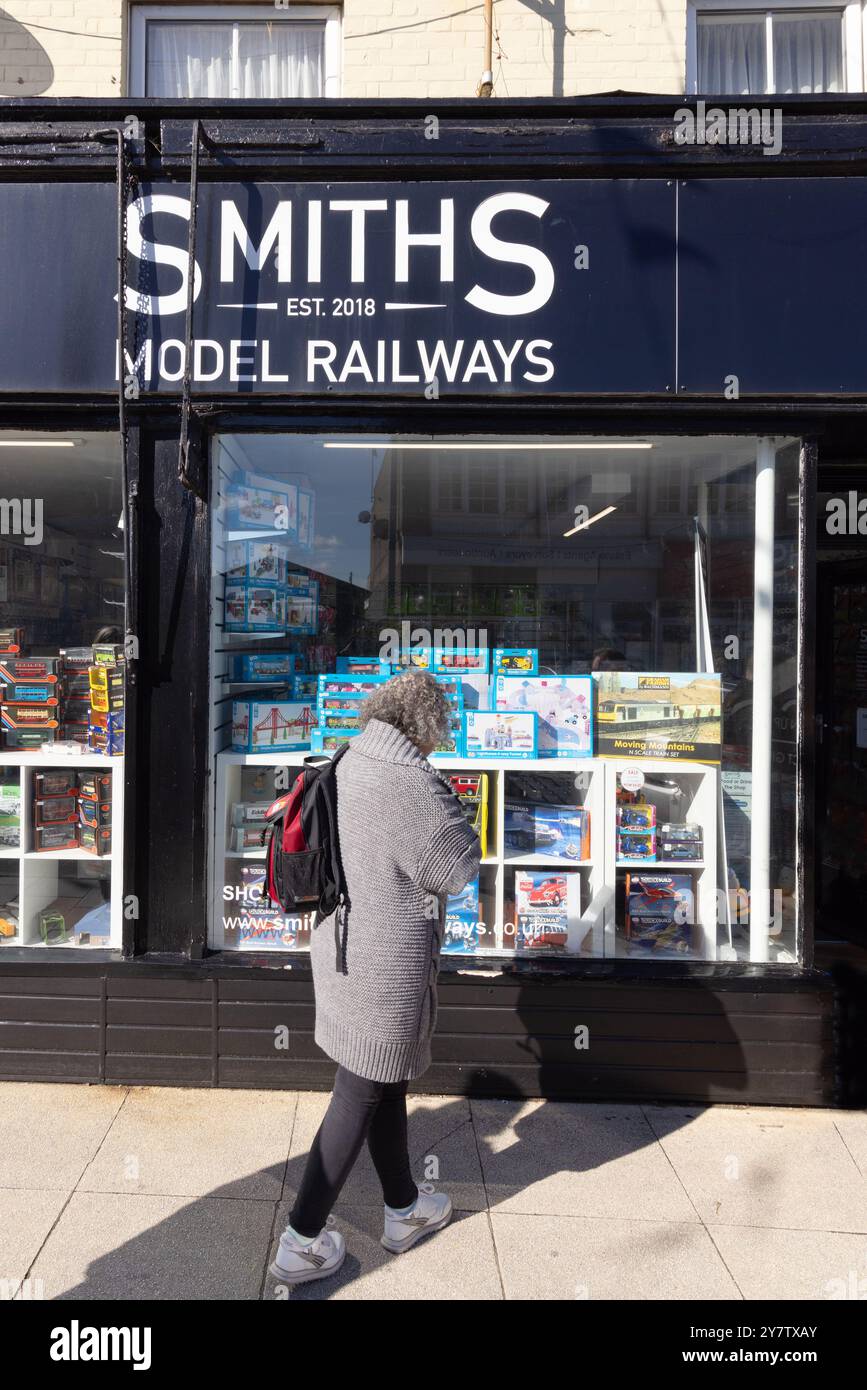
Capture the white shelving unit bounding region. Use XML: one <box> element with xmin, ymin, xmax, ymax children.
<box><xmin>0</xmin><ymin>750</ymin><xmax>124</xmax><ymax>949</ymax></box>
<box><xmin>210</xmin><ymin>750</ymin><xmax>719</xmax><ymax>961</ymax></box>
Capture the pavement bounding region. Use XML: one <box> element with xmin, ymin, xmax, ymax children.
<box><xmin>1</xmin><ymin>1082</ymin><xmax>866</xmax><ymax>1301</ymax></box>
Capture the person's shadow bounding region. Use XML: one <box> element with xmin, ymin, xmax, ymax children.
<box><xmin>44</xmin><ymin>974</ymin><xmax>747</xmax><ymax>1301</ymax></box>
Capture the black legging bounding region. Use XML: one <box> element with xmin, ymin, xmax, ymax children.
<box><xmin>290</xmin><ymin>1065</ymin><xmax>419</xmax><ymax>1238</ymax></box>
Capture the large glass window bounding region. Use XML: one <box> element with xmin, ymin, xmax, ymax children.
<box><xmin>209</xmin><ymin>434</ymin><xmax>801</xmax><ymax>966</ymax></box>
<box><xmin>129</xmin><ymin>4</ymin><xmax>341</xmax><ymax>99</ymax></box>
<box><xmin>0</xmin><ymin>432</ymin><xmax>125</xmax><ymax>951</ymax></box>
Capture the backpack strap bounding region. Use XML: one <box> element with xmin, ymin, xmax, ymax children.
<box><xmin>319</xmin><ymin>744</ymin><xmax>352</xmax><ymax>974</ymax></box>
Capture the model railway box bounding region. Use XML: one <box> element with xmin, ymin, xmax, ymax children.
<box><xmin>463</xmin><ymin>710</ymin><xmax>537</xmax><ymax>759</ymax></box>
<box><xmin>2</xmin><ymin>727</ymin><xmax>57</xmax><ymax>750</ymax></box>
<box><xmin>317</xmin><ymin>674</ymin><xmax>387</xmax><ymax>700</ymax></box>
<box><xmin>309</xmin><ymin>728</ymin><xmax>360</xmax><ymax>753</ymax></box>
<box><xmin>0</xmin><ymin>629</ymin><xmax>24</xmax><ymax>655</ymax></box>
<box><xmin>34</xmin><ymin>822</ymin><xmax>79</xmax><ymax>852</ymax></box>
<box><xmin>232</xmin><ymin>653</ymin><xmax>296</xmax><ymax>683</ymax></box>
<box><xmin>335</xmin><ymin>656</ymin><xmax>392</xmax><ymax>675</ymax></box>
<box><xmin>35</xmin><ymin>771</ymin><xmax>77</xmax><ymax>798</ymax></box>
<box><xmin>495</xmin><ymin>675</ymin><xmax>593</xmax><ymax>758</ymax></box>
<box><xmin>231</xmin><ymin>699</ymin><xmax>314</xmax><ymax>753</ymax></box>
<box><xmin>1</xmin><ymin>703</ymin><xmax>59</xmax><ymax>729</ymax></box>
<box><xmin>0</xmin><ymin>657</ymin><xmax>60</xmax><ymax>682</ymax></box>
<box><xmin>34</xmin><ymin>795</ymin><xmax>78</xmax><ymax>826</ymax></box>
<box><xmin>493</xmin><ymin>648</ymin><xmax>538</xmax><ymax>675</ymax></box>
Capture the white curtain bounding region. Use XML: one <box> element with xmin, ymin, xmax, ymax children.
<box><xmin>146</xmin><ymin>23</ymin><xmax>234</xmax><ymax>98</ymax></box>
<box><xmin>698</xmin><ymin>18</ymin><xmax>767</xmax><ymax>95</ymax></box>
<box><xmin>773</xmin><ymin>15</ymin><xmax>843</xmax><ymax>94</ymax></box>
<box><xmin>146</xmin><ymin>20</ymin><xmax>324</xmax><ymax>99</ymax></box>
<box><xmin>238</xmin><ymin>23</ymin><xmax>324</xmax><ymax>98</ymax></box>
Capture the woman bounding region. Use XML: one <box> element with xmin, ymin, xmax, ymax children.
<box><xmin>270</xmin><ymin>669</ymin><xmax>481</xmax><ymax>1285</ymax></box>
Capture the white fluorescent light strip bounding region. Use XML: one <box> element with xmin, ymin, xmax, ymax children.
<box><xmin>323</xmin><ymin>442</ymin><xmax>653</xmax><ymax>451</ymax></box>
<box><xmin>563</xmin><ymin>505</ymin><xmax>618</xmax><ymax>537</ymax></box>
<box><xmin>0</xmin><ymin>440</ymin><xmax>75</xmax><ymax>447</ymax></box>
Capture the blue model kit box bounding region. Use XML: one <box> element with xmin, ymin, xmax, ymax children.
<box><xmin>443</xmin><ymin>878</ymin><xmax>482</xmax><ymax>953</ymax></box>
<box><xmin>231</xmin><ymin>699</ymin><xmax>316</xmax><ymax>752</ymax></box>
<box><xmin>317</xmin><ymin>697</ymin><xmax>364</xmax><ymax>729</ymax></box>
<box><xmin>432</xmin><ymin>646</ymin><xmax>489</xmax><ymax>674</ymax></box>
<box><xmin>495</xmin><ymin>675</ymin><xmax>593</xmax><ymax>758</ymax></box>
<box><xmin>463</xmin><ymin>710</ymin><xmax>537</xmax><ymax>759</ymax></box>
<box><xmin>232</xmin><ymin>653</ymin><xmax>296</xmax><ymax>682</ymax></box>
<box><xmin>625</xmin><ymin>873</ymin><xmax>694</xmax><ymax>954</ymax></box>
<box><xmin>335</xmin><ymin>656</ymin><xmax>392</xmax><ymax>675</ymax></box>
<box><xmin>310</xmin><ymin>728</ymin><xmax>361</xmax><ymax>754</ymax></box>
<box><xmin>394</xmin><ymin>648</ymin><xmax>434</xmax><ymax>671</ymax></box>
<box><xmin>226</xmin><ymin>539</ymin><xmax>289</xmax><ymax>586</ymax></box>
<box><xmin>225</xmin><ymin>583</ymin><xmax>286</xmax><ymax>634</ymax></box>
<box><xmin>284</xmin><ymin>580</ymin><xmax>319</xmax><ymax>636</ymax></box>
<box><xmin>292</xmin><ymin>674</ymin><xmax>318</xmax><ymax>700</ymax></box>
<box><xmin>317</xmin><ymin>674</ymin><xmax>388</xmax><ymax>699</ymax></box>
<box><xmin>224</xmin><ymin>477</ymin><xmax>290</xmax><ymax>531</ymax></box>
<box><xmin>493</xmin><ymin>648</ymin><xmax>538</xmax><ymax>676</ymax></box>
<box><xmin>504</xmin><ymin>803</ymin><xmax>590</xmax><ymax>860</ymax></box>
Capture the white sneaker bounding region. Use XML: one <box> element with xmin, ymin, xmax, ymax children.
<box><xmin>269</xmin><ymin>1222</ymin><xmax>346</xmax><ymax>1285</ymax></box>
<box><xmin>381</xmin><ymin>1182</ymin><xmax>453</xmax><ymax>1254</ymax></box>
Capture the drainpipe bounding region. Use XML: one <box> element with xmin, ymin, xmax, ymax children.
<box><xmin>478</xmin><ymin>0</ymin><xmax>493</xmax><ymax>96</ymax></box>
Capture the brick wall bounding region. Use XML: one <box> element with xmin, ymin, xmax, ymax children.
<box><xmin>0</xmin><ymin>0</ymin><xmax>688</xmax><ymax>100</ymax></box>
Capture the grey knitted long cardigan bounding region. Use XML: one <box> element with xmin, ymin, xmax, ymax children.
<box><xmin>310</xmin><ymin>717</ymin><xmax>482</xmax><ymax>1084</ymax></box>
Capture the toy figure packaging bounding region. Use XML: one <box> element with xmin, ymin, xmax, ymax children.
<box><xmin>231</xmin><ymin>700</ymin><xmax>315</xmax><ymax>752</ymax></box>
<box><xmin>226</xmin><ymin>539</ymin><xmax>289</xmax><ymax>586</ymax></box>
<box><xmin>625</xmin><ymin>872</ymin><xmax>694</xmax><ymax>954</ymax></box>
<box><xmin>496</xmin><ymin>675</ymin><xmax>593</xmax><ymax>758</ymax></box>
<box><xmin>225</xmin><ymin>583</ymin><xmax>286</xmax><ymax>634</ymax></box>
<box><xmin>443</xmin><ymin>878</ymin><xmax>483</xmax><ymax>954</ymax></box>
<box><xmin>464</xmin><ymin>710</ymin><xmax>537</xmax><ymax>759</ymax></box>
<box><xmin>513</xmin><ymin>870</ymin><xmax>581</xmax><ymax>953</ymax></box>
<box><xmin>493</xmin><ymin>648</ymin><xmax>538</xmax><ymax>675</ymax></box>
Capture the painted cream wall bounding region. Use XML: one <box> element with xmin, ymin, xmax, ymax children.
<box><xmin>0</xmin><ymin>0</ymin><xmax>688</xmax><ymax>100</ymax></box>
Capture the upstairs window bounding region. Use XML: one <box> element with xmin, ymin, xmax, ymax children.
<box><xmin>689</xmin><ymin>3</ymin><xmax>861</xmax><ymax>94</ymax></box>
<box><xmin>129</xmin><ymin>5</ymin><xmax>340</xmax><ymax>98</ymax></box>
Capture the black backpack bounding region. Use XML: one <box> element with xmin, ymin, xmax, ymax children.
<box><xmin>263</xmin><ymin>746</ymin><xmax>351</xmax><ymax>971</ymax></box>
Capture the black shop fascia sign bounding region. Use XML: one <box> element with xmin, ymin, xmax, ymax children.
<box><xmin>2</xmin><ymin>175</ymin><xmax>867</xmax><ymax>397</ymax></box>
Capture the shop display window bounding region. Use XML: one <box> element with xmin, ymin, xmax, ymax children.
<box><xmin>209</xmin><ymin>434</ymin><xmax>801</xmax><ymax>965</ymax></box>
<box><xmin>0</xmin><ymin>432</ymin><xmax>126</xmax><ymax>950</ymax></box>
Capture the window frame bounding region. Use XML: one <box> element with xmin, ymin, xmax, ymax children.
<box><xmin>686</xmin><ymin>0</ymin><xmax>864</xmax><ymax>94</ymax></box>
<box><xmin>127</xmin><ymin>3</ymin><xmax>342</xmax><ymax>99</ymax></box>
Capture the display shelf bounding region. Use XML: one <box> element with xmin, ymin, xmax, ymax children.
<box><xmin>0</xmin><ymin>757</ymin><xmax>124</xmax><ymax>950</ymax></box>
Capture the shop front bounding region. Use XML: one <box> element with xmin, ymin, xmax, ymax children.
<box><xmin>2</xmin><ymin>94</ymin><xmax>863</xmax><ymax>1103</ymax></box>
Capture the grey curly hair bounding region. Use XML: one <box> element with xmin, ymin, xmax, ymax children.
<box><xmin>359</xmin><ymin>669</ymin><xmax>452</xmax><ymax>750</ymax></box>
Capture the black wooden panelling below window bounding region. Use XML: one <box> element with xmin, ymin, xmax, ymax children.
<box><xmin>0</xmin><ymin>967</ymin><xmax>842</xmax><ymax>1106</ymax></box>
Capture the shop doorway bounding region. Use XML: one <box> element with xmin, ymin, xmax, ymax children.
<box><xmin>816</xmin><ymin>557</ymin><xmax>867</xmax><ymax>956</ymax></box>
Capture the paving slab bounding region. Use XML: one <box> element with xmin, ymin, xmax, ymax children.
<box><xmin>491</xmin><ymin>1212</ymin><xmax>743</xmax><ymax>1301</ymax></box>
<box><xmin>471</xmin><ymin>1098</ymin><xmax>700</xmax><ymax>1223</ymax></box>
<box><xmin>264</xmin><ymin>1201</ymin><xmax>502</xmax><ymax>1301</ymax></box>
<box><xmin>832</xmin><ymin>1111</ymin><xmax>867</xmax><ymax>1179</ymax></box>
<box><xmin>0</xmin><ymin>1187</ymin><xmax>70</xmax><ymax>1296</ymax></box>
<box><xmin>0</xmin><ymin>1083</ymin><xmax>127</xmax><ymax>1191</ymax></box>
<box><xmin>709</xmin><ymin>1225</ymin><xmax>867</xmax><ymax>1301</ymax></box>
<box><xmin>643</xmin><ymin>1105</ymin><xmax>867</xmax><ymax>1233</ymax></box>
<box><xmin>286</xmin><ymin>1092</ymin><xmax>485</xmax><ymax>1214</ymax></box>
<box><xmin>78</xmin><ymin>1086</ymin><xmax>297</xmax><ymax>1199</ymax></box>
<box><xmin>30</xmin><ymin>1191</ymin><xmax>275</xmax><ymax>1300</ymax></box>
